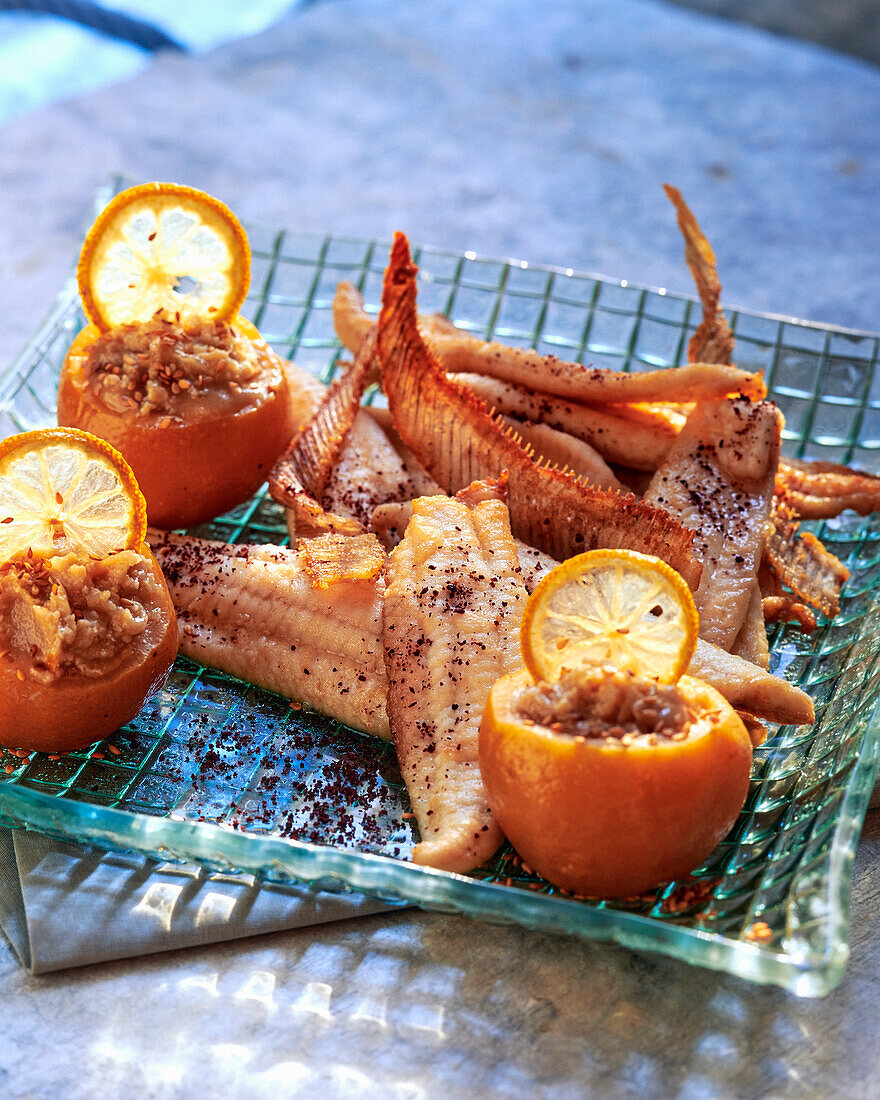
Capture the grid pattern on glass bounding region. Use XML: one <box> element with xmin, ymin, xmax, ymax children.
<box><xmin>1</xmin><ymin>176</ymin><xmax>880</xmax><ymax>995</ymax></box>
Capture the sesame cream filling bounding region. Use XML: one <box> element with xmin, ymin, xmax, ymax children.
<box><xmin>516</xmin><ymin>666</ymin><xmax>695</xmax><ymax>743</ymax></box>
<box><xmin>83</xmin><ymin>314</ymin><xmax>280</xmax><ymax>420</ymax></box>
<box><xmin>0</xmin><ymin>550</ymin><xmax>159</xmax><ymax>683</ymax></box>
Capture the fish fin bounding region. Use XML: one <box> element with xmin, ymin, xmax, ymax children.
<box><xmin>663</xmin><ymin>184</ymin><xmax>737</xmax><ymax>367</ymax></box>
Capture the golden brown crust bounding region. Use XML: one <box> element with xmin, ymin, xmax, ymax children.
<box><xmin>269</xmin><ymin>331</ymin><xmax>378</xmax><ymax>537</ymax></box>
<box><xmin>377</xmin><ymin>233</ymin><xmax>703</xmax><ymax>591</ymax></box>
<box><xmin>338</xmin><ymin>278</ymin><xmax>763</xmax><ymax>404</ymax></box>
<box><xmin>298</xmin><ymin>532</ymin><xmax>386</xmax><ymax>588</ymax></box>
<box><xmin>663</xmin><ymin>184</ymin><xmax>737</xmax><ymax>367</ymax></box>
<box><xmin>763</xmin><ymin>496</ymin><xmax>849</xmax><ymax>618</ymax></box>
<box><xmin>776</xmin><ymin>457</ymin><xmax>880</xmax><ymax>518</ymax></box>
<box><xmin>762</xmin><ymin>594</ymin><xmax>817</xmax><ymax>632</ymax></box>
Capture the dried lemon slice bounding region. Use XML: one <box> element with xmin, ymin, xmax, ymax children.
<box><xmin>0</xmin><ymin>428</ymin><xmax>147</xmax><ymax>560</ymax></box>
<box><xmin>77</xmin><ymin>182</ymin><xmax>250</xmax><ymax>330</ymax></box>
<box><xmin>520</xmin><ymin>549</ymin><xmax>699</xmax><ymax>684</ymax></box>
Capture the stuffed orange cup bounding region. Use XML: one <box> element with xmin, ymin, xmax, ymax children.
<box><xmin>58</xmin><ymin>184</ymin><xmax>294</xmax><ymax>529</ymax></box>
<box><xmin>0</xmin><ymin>428</ymin><xmax>177</xmax><ymax>753</ymax></box>
<box><xmin>479</xmin><ymin>550</ymin><xmax>753</xmax><ymax>898</ymax></box>
<box><xmin>480</xmin><ymin>667</ymin><xmax>752</xmax><ymax>898</ymax></box>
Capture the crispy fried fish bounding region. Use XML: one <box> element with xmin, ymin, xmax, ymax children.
<box><xmin>688</xmin><ymin>639</ymin><xmax>814</xmax><ymax>726</ymax></box>
<box><xmin>664</xmin><ymin>186</ymin><xmax>851</xmax><ymax>619</ymax></box>
<box><xmin>498</xmin><ymin>418</ymin><xmax>624</xmax><ymax>490</ymax></box>
<box><xmin>455</xmin><ymin>373</ymin><xmax>677</xmax><ymax>471</ymax></box>
<box><xmin>776</xmin><ymin>457</ymin><xmax>880</xmax><ymax>519</ymax></box>
<box><xmin>151</xmin><ymin>530</ymin><xmax>390</xmax><ymax>738</ymax></box>
<box><xmin>763</xmin><ymin>496</ymin><xmax>849</xmax><ymax>618</ymax></box>
<box><xmin>645</xmin><ymin>396</ymin><xmax>782</xmax><ymax>650</ymax></box>
<box><xmin>376</xmin><ymin>233</ymin><xmax>702</xmax><ymax>589</ymax></box>
<box><xmin>664</xmin><ymin>184</ymin><xmax>736</xmax><ymax>366</ymax></box>
<box><xmin>335</xmin><ymin>281</ymin><xmax>764</xmax><ymax>403</ymax></box>
<box><xmin>269</xmin><ymin>332</ymin><xmax>378</xmax><ymax>535</ymax></box>
<box><xmin>382</xmin><ymin>479</ymin><xmax>526</xmax><ymax>872</ymax></box>
<box><xmin>272</xmin><ymin>353</ymin><xmax>423</xmax><ymax>538</ymax></box>
<box><xmin>731</xmin><ymin>582</ymin><xmax>771</xmax><ymax>668</ymax></box>
<box><xmin>370</xmin><ymin>498</ymin><xmax>557</xmax><ymax>594</ymax></box>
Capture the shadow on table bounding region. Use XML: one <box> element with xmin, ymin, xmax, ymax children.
<box><xmin>11</xmin><ymin>811</ymin><xmax>879</xmax><ymax>1098</ymax></box>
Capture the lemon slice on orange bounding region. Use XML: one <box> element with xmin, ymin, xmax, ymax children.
<box><xmin>0</xmin><ymin>428</ymin><xmax>147</xmax><ymax>560</ymax></box>
<box><xmin>77</xmin><ymin>182</ymin><xmax>251</xmax><ymax>331</ymax></box>
<box><xmin>520</xmin><ymin>549</ymin><xmax>698</xmax><ymax>684</ymax></box>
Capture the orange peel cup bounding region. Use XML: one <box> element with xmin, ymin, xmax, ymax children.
<box><xmin>0</xmin><ymin>428</ymin><xmax>178</xmax><ymax>753</ymax></box>
<box><xmin>60</xmin><ymin>182</ymin><xmax>296</xmax><ymax>529</ymax></box>
<box><xmin>480</xmin><ymin>669</ymin><xmax>753</xmax><ymax>898</ymax></box>
<box><xmin>0</xmin><ymin>546</ymin><xmax>178</xmax><ymax>754</ymax></box>
<box><xmin>481</xmin><ymin>550</ymin><xmax>751</xmax><ymax>898</ymax></box>
<box><xmin>58</xmin><ymin>317</ymin><xmax>295</xmax><ymax>529</ymax></box>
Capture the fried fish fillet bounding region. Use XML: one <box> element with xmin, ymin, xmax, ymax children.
<box><xmin>776</xmin><ymin>457</ymin><xmax>880</xmax><ymax>519</ymax></box>
<box><xmin>454</xmin><ymin>372</ymin><xmax>675</xmax><ymax>471</ymax></box>
<box><xmin>499</xmin><ymin>418</ymin><xmax>624</xmax><ymax>491</ymax></box>
<box><xmin>763</xmin><ymin>496</ymin><xmax>849</xmax><ymax>618</ymax></box>
<box><xmin>335</xmin><ymin>281</ymin><xmax>763</xmax><ymax>403</ymax></box>
<box><xmin>382</xmin><ymin>479</ymin><xmax>526</xmax><ymax>872</ymax></box>
<box><xmin>731</xmin><ymin>582</ymin><xmax>771</xmax><ymax>669</ymax></box>
<box><xmin>269</xmin><ymin>332</ymin><xmax>379</xmax><ymax>535</ymax></box>
<box><xmin>646</xmin><ymin>396</ymin><xmax>782</xmax><ymax>651</ymax></box>
<box><xmin>151</xmin><ymin>518</ymin><xmax>812</xmax><ymax>743</ymax></box>
<box><xmin>151</xmin><ymin>530</ymin><xmax>390</xmax><ymax>738</ymax></box>
<box><xmin>365</xmin><ymin>407</ymin><xmax>445</xmax><ymax>496</ymax></box>
<box><xmin>370</xmin><ymin>498</ymin><xmax>557</xmax><ymax>594</ymax></box>
<box><xmin>376</xmin><ymin>233</ymin><xmax>702</xmax><ymax>589</ymax></box>
<box><xmin>688</xmin><ymin>639</ymin><xmax>814</xmax><ymax>726</ymax></box>
<box><xmin>275</xmin><ymin>358</ymin><xmax>418</xmax><ymax>538</ymax></box>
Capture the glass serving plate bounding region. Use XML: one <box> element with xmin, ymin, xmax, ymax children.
<box><xmin>1</xmin><ymin>178</ymin><xmax>879</xmax><ymax>997</ymax></box>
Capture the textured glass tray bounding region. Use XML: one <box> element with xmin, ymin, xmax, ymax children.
<box><xmin>2</xmin><ymin>178</ymin><xmax>880</xmax><ymax>996</ymax></box>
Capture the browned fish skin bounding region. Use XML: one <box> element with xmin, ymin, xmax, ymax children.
<box><xmin>763</xmin><ymin>496</ymin><xmax>849</xmax><ymax>619</ymax></box>
<box><xmin>377</xmin><ymin>233</ymin><xmax>702</xmax><ymax>590</ymax></box>
<box><xmin>688</xmin><ymin>639</ymin><xmax>814</xmax><ymax>726</ymax></box>
<box><xmin>664</xmin><ymin>184</ymin><xmax>736</xmax><ymax>366</ymax></box>
<box><xmin>336</xmin><ymin>280</ymin><xmax>762</xmax><ymax>403</ymax></box>
<box><xmin>382</xmin><ymin>480</ymin><xmax>525</xmax><ymax>872</ymax></box>
<box><xmin>776</xmin><ymin>457</ymin><xmax>880</xmax><ymax>519</ymax></box>
<box><xmin>151</xmin><ymin>531</ymin><xmax>390</xmax><ymax>738</ymax></box>
<box><xmin>269</xmin><ymin>331</ymin><xmax>377</xmax><ymax>524</ymax></box>
<box><xmin>646</xmin><ymin>397</ymin><xmax>782</xmax><ymax>650</ymax></box>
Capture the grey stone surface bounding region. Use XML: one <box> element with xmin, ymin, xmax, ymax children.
<box><xmin>671</xmin><ymin>0</ymin><xmax>880</xmax><ymax>67</ymax></box>
<box><xmin>0</xmin><ymin>0</ymin><xmax>879</xmax><ymax>377</ymax></box>
<box><xmin>0</xmin><ymin>0</ymin><xmax>879</xmax><ymax>1095</ymax></box>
